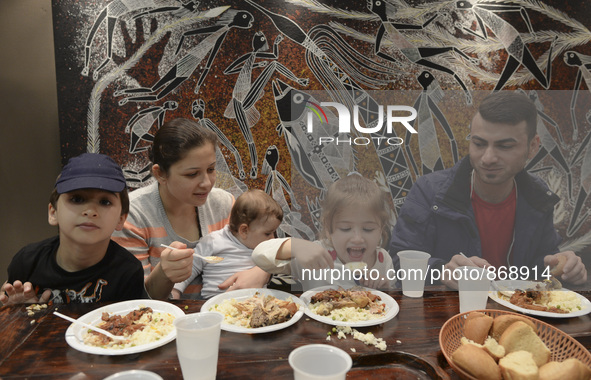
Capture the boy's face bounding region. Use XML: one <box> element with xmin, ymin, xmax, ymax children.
<box><xmin>48</xmin><ymin>189</ymin><xmax>126</xmax><ymax>247</ymax></box>
<box><xmin>330</xmin><ymin>206</ymin><xmax>382</xmax><ymax>265</ymax></box>
<box><xmin>239</xmin><ymin>216</ymin><xmax>281</xmax><ymax>249</ymax></box>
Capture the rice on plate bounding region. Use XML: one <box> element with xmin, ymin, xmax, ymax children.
<box><xmin>83</xmin><ymin>307</ymin><xmax>175</xmax><ymax>349</ymax></box>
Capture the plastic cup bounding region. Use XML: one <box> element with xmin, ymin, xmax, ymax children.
<box><xmin>102</xmin><ymin>371</ymin><xmax>163</xmax><ymax>380</ymax></box>
<box><xmin>397</xmin><ymin>250</ymin><xmax>431</xmax><ymax>297</ymax></box>
<box><xmin>458</xmin><ymin>266</ymin><xmax>490</xmax><ymax>313</ymax></box>
<box><xmin>174</xmin><ymin>312</ymin><xmax>224</xmax><ymax>380</ymax></box>
<box><xmin>288</xmin><ymin>344</ymin><xmax>352</xmax><ymax>380</ymax></box>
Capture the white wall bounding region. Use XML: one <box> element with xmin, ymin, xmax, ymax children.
<box><xmin>0</xmin><ymin>0</ymin><xmax>61</xmax><ymax>286</ymax></box>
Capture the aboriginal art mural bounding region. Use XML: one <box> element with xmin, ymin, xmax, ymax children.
<box><xmin>52</xmin><ymin>0</ymin><xmax>591</xmax><ymax>256</ymax></box>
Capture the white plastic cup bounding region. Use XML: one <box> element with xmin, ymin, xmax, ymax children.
<box><xmin>397</xmin><ymin>250</ymin><xmax>431</xmax><ymax>297</ymax></box>
<box><xmin>174</xmin><ymin>312</ymin><xmax>224</xmax><ymax>380</ymax></box>
<box><xmin>102</xmin><ymin>371</ymin><xmax>163</xmax><ymax>380</ymax></box>
<box><xmin>288</xmin><ymin>344</ymin><xmax>352</xmax><ymax>380</ymax></box>
<box><xmin>458</xmin><ymin>266</ymin><xmax>490</xmax><ymax>313</ymax></box>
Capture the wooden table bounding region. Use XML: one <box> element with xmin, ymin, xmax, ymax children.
<box><xmin>1</xmin><ymin>287</ymin><xmax>590</xmax><ymax>379</ymax></box>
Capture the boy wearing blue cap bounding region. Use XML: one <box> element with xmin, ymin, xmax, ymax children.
<box><xmin>1</xmin><ymin>153</ymin><xmax>145</xmax><ymax>305</ymax></box>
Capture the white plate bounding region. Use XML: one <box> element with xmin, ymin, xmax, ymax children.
<box><xmin>300</xmin><ymin>286</ymin><xmax>399</xmax><ymax>327</ymax></box>
<box><xmin>64</xmin><ymin>300</ymin><xmax>185</xmax><ymax>355</ymax></box>
<box><xmin>200</xmin><ymin>288</ymin><xmax>305</xmax><ymax>333</ymax></box>
<box><xmin>488</xmin><ymin>280</ymin><xmax>591</xmax><ymax>318</ymax></box>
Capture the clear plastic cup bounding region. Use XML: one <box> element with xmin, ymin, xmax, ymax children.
<box><xmin>458</xmin><ymin>266</ymin><xmax>490</xmax><ymax>313</ymax></box>
<box><xmin>397</xmin><ymin>250</ymin><xmax>431</xmax><ymax>297</ymax></box>
<box><xmin>289</xmin><ymin>344</ymin><xmax>352</xmax><ymax>380</ymax></box>
<box><xmin>174</xmin><ymin>312</ymin><xmax>224</xmax><ymax>380</ymax></box>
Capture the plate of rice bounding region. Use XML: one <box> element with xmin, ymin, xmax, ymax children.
<box><xmin>489</xmin><ymin>280</ymin><xmax>591</xmax><ymax>318</ymax></box>
<box><xmin>300</xmin><ymin>286</ymin><xmax>399</xmax><ymax>327</ymax></box>
<box><xmin>64</xmin><ymin>300</ymin><xmax>184</xmax><ymax>355</ymax></box>
<box><xmin>201</xmin><ymin>288</ymin><xmax>305</xmax><ymax>333</ymax></box>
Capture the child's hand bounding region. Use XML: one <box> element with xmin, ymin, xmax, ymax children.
<box><xmin>218</xmin><ymin>266</ymin><xmax>271</xmax><ymax>292</ymax></box>
<box><xmin>291</xmin><ymin>239</ymin><xmax>334</xmax><ymax>271</ymax></box>
<box><xmin>0</xmin><ymin>281</ymin><xmax>51</xmax><ymax>305</ymax></box>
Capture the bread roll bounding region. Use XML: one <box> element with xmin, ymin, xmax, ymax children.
<box><xmin>461</xmin><ymin>336</ymin><xmax>506</xmax><ymax>361</ymax></box>
<box><xmin>464</xmin><ymin>312</ymin><xmax>494</xmax><ymax>344</ymax></box>
<box><xmin>539</xmin><ymin>358</ymin><xmax>591</xmax><ymax>380</ymax></box>
<box><xmin>452</xmin><ymin>343</ymin><xmax>502</xmax><ymax>380</ymax></box>
<box><xmin>499</xmin><ymin>351</ymin><xmax>539</xmax><ymax>380</ymax></box>
<box><xmin>499</xmin><ymin>321</ymin><xmax>550</xmax><ymax>367</ymax></box>
<box><xmin>492</xmin><ymin>314</ymin><xmax>537</xmax><ymax>340</ymax></box>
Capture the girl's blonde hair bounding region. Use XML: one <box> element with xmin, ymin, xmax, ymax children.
<box><xmin>319</xmin><ymin>173</ymin><xmax>392</xmax><ymax>247</ymax></box>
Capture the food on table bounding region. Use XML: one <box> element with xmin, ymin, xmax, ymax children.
<box><xmin>328</xmin><ymin>325</ymin><xmax>387</xmax><ymax>351</ymax></box>
<box><xmin>308</xmin><ymin>287</ymin><xmax>386</xmax><ymax>322</ymax></box>
<box><xmin>210</xmin><ymin>292</ymin><xmax>299</xmax><ymax>328</ymax></box>
<box><xmin>452</xmin><ymin>343</ymin><xmax>501</xmax><ymax>380</ymax></box>
<box><xmin>539</xmin><ymin>358</ymin><xmax>591</xmax><ymax>380</ymax></box>
<box><xmin>497</xmin><ymin>281</ymin><xmax>582</xmax><ymax>314</ymax></box>
<box><xmin>499</xmin><ymin>321</ymin><xmax>550</xmax><ymax>366</ymax></box>
<box><xmin>491</xmin><ymin>314</ymin><xmax>536</xmax><ymax>340</ymax></box>
<box><xmin>83</xmin><ymin>307</ymin><xmax>175</xmax><ymax>348</ymax></box>
<box><xmin>499</xmin><ymin>351</ymin><xmax>538</xmax><ymax>380</ymax></box>
<box><xmin>452</xmin><ymin>311</ymin><xmax>591</xmax><ymax>380</ymax></box>
<box><xmin>464</xmin><ymin>311</ymin><xmax>493</xmax><ymax>344</ymax></box>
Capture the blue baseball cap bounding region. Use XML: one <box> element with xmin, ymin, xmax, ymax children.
<box><xmin>55</xmin><ymin>153</ymin><xmax>127</xmax><ymax>194</ymax></box>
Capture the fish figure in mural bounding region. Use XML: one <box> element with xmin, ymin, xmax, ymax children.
<box><xmin>367</xmin><ymin>0</ymin><xmax>477</xmax><ymax>105</ymax></box>
<box><xmin>563</xmin><ymin>51</ymin><xmax>591</xmax><ymax>140</ymax></box>
<box><xmin>454</xmin><ymin>0</ymin><xmax>557</xmax><ymax>92</ymax></box>
<box><xmin>191</xmin><ymin>98</ymin><xmax>246</xmax><ymax>181</ymax></box>
<box><xmin>272</xmin><ymin>79</ymin><xmax>356</xmax><ymax>193</ymax></box>
<box><xmin>115</xmin><ymin>9</ymin><xmax>253</xmax><ymax>104</ymax></box>
<box><xmin>245</xmin><ymin>0</ymin><xmax>413</xmax><ymax>215</ymax></box>
<box><xmin>262</xmin><ymin>145</ymin><xmax>316</xmax><ymax>240</ymax></box>
<box><xmin>81</xmin><ymin>0</ymin><xmax>200</xmax><ymax>80</ymax></box>
<box><xmin>224</xmin><ymin>31</ymin><xmax>309</xmax><ymax>179</ymax></box>
<box><xmin>406</xmin><ymin>70</ymin><xmax>458</xmax><ymax>176</ymax></box>
<box><xmin>126</xmin><ymin>100</ymin><xmax>178</xmax><ymax>153</ymax></box>
<box><xmin>519</xmin><ymin>90</ymin><xmax>572</xmax><ymax>201</ymax></box>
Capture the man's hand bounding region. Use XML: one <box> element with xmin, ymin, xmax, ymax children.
<box><xmin>441</xmin><ymin>254</ymin><xmax>491</xmax><ymax>290</ymax></box>
<box><xmin>544</xmin><ymin>251</ymin><xmax>587</xmax><ymax>285</ymax></box>
<box><xmin>0</xmin><ymin>281</ymin><xmax>51</xmax><ymax>305</ymax></box>
<box><xmin>218</xmin><ymin>266</ymin><xmax>271</xmax><ymax>292</ymax></box>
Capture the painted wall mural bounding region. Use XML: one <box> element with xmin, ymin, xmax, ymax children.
<box><xmin>52</xmin><ymin>0</ymin><xmax>591</xmax><ymax>256</ymax></box>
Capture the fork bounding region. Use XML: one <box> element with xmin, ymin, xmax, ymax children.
<box><xmin>54</xmin><ymin>311</ymin><xmax>126</xmax><ymax>341</ymax></box>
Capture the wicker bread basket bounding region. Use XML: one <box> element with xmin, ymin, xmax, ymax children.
<box><xmin>439</xmin><ymin>309</ymin><xmax>591</xmax><ymax>380</ymax></box>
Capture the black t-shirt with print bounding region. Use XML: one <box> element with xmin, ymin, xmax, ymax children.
<box><xmin>7</xmin><ymin>236</ymin><xmax>145</xmax><ymax>303</ymax></box>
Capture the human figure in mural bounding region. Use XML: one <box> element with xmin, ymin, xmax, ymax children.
<box><xmin>191</xmin><ymin>98</ymin><xmax>247</xmax><ymax>180</ymax></box>
<box><xmin>519</xmin><ymin>90</ymin><xmax>573</xmax><ymax>202</ymax></box>
<box><xmin>454</xmin><ymin>0</ymin><xmax>557</xmax><ymax>92</ymax></box>
<box><xmin>405</xmin><ymin>70</ymin><xmax>458</xmax><ymax>177</ymax></box>
<box><xmin>126</xmin><ymin>100</ymin><xmax>178</xmax><ymax>153</ymax></box>
<box><xmin>81</xmin><ymin>0</ymin><xmax>200</xmax><ymax>80</ymax></box>
<box><xmin>262</xmin><ymin>145</ymin><xmax>316</xmax><ymax>240</ymax></box>
<box><xmin>115</xmin><ymin>10</ymin><xmax>254</xmax><ymax>104</ymax></box>
<box><xmin>223</xmin><ymin>32</ymin><xmax>309</xmax><ymax>179</ymax></box>
<box><xmin>367</xmin><ymin>0</ymin><xmax>477</xmax><ymax>105</ymax></box>
<box><xmin>563</xmin><ymin>51</ymin><xmax>591</xmax><ymax>140</ymax></box>
<box><xmin>245</xmin><ymin>0</ymin><xmax>413</xmax><ymax>216</ymax></box>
